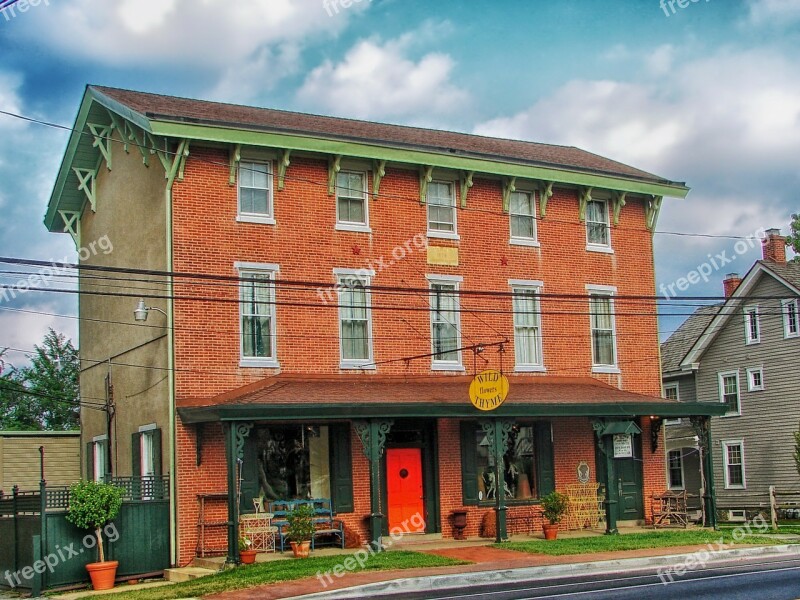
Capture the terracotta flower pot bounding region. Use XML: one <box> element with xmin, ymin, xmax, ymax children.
<box><xmin>542</xmin><ymin>523</ymin><xmax>559</xmax><ymax>541</ymax></box>
<box><xmin>86</xmin><ymin>560</ymin><xmax>118</xmax><ymax>591</ymax></box>
<box><xmin>239</xmin><ymin>549</ymin><xmax>258</xmax><ymax>564</ymax></box>
<box><xmin>290</xmin><ymin>540</ymin><xmax>311</xmax><ymax>558</ymax></box>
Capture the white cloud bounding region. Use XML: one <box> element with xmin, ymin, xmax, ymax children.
<box><xmin>745</xmin><ymin>0</ymin><xmax>800</xmax><ymax>26</ymax></box>
<box><xmin>0</xmin><ymin>304</ymin><xmax>77</xmax><ymax>366</ymax></box>
<box><xmin>0</xmin><ymin>72</ymin><xmax>25</xmax><ymax>133</ymax></box>
<box><xmin>207</xmin><ymin>44</ymin><xmax>302</xmax><ymax>104</ymax></box>
<box><xmin>645</xmin><ymin>44</ymin><xmax>676</xmax><ymax>76</ymax></box>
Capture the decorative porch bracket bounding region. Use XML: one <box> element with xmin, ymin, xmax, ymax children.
<box><xmin>539</xmin><ymin>181</ymin><xmax>554</xmax><ymax>218</ymax></box>
<box><xmin>328</xmin><ymin>155</ymin><xmax>343</xmax><ymax>196</ymax></box>
<box><xmin>460</xmin><ymin>171</ymin><xmax>474</xmax><ymax>208</ymax></box>
<box><xmin>58</xmin><ymin>210</ymin><xmax>81</xmax><ymax>249</ymax></box>
<box><xmin>354</xmin><ymin>419</ymin><xmax>394</xmax><ymax>548</ymax></box>
<box><xmin>124</xmin><ymin>122</ymin><xmax>150</xmax><ymax>166</ymax></box>
<box><xmin>501</xmin><ymin>177</ymin><xmax>517</xmax><ymax>213</ymax></box>
<box><xmin>278</xmin><ymin>149</ymin><xmax>292</xmax><ymax>190</ymax></box>
<box><xmin>87</xmin><ymin>123</ymin><xmax>114</xmax><ymax>171</ymax></box>
<box><xmin>480</xmin><ymin>419</ymin><xmax>513</xmax><ymax>543</ymax></box>
<box><xmin>73</xmin><ymin>168</ymin><xmax>97</xmax><ymax>212</ymax></box>
<box><xmin>649</xmin><ymin>417</ymin><xmax>662</xmax><ymax>453</ymax></box>
<box><xmin>578</xmin><ymin>187</ymin><xmax>593</xmax><ymax>222</ymax></box>
<box><xmin>226</xmin><ymin>422</ymin><xmax>253</xmax><ymax>566</ymax></box>
<box><xmin>372</xmin><ymin>160</ymin><xmax>386</xmax><ymax>200</ymax></box>
<box><xmin>229</xmin><ymin>144</ymin><xmax>242</xmax><ymax>186</ymax></box>
<box><xmin>612</xmin><ymin>192</ymin><xmax>627</xmax><ymax>226</ymax></box>
<box><xmin>645</xmin><ymin>195</ymin><xmax>663</xmax><ymax>231</ymax></box>
<box><xmin>690</xmin><ymin>416</ymin><xmax>717</xmax><ymax>528</ymax></box>
<box><xmin>419</xmin><ymin>165</ymin><xmax>434</xmax><ymax>204</ymax></box>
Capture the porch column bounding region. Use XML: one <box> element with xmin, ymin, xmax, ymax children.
<box><xmin>355</xmin><ymin>420</ymin><xmax>393</xmax><ymax>548</ymax></box>
<box><xmin>480</xmin><ymin>419</ymin><xmax>513</xmax><ymax>542</ymax></box>
<box><xmin>601</xmin><ymin>435</ymin><xmax>619</xmax><ymax>535</ymax></box>
<box><xmin>692</xmin><ymin>416</ymin><xmax>717</xmax><ymax>528</ymax></box>
<box><xmin>225</xmin><ymin>422</ymin><xmax>253</xmax><ymax>565</ymax></box>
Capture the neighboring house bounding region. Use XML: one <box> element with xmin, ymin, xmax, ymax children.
<box><xmin>45</xmin><ymin>86</ymin><xmax>722</xmax><ymax>566</ymax></box>
<box><xmin>0</xmin><ymin>431</ymin><xmax>80</xmax><ymax>492</ymax></box>
<box><xmin>663</xmin><ymin>229</ymin><xmax>800</xmax><ymax>520</ymax></box>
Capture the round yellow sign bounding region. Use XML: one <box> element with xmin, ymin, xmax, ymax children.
<box><xmin>469</xmin><ymin>370</ymin><xmax>510</xmax><ymax>411</ymax></box>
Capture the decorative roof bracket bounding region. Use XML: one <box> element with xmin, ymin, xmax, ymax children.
<box><xmin>278</xmin><ymin>149</ymin><xmax>292</xmax><ymax>190</ymax></box>
<box><xmin>372</xmin><ymin>159</ymin><xmax>386</xmax><ymax>200</ymax></box>
<box><xmin>105</xmin><ymin>111</ymin><xmax>128</xmax><ymax>154</ymax></box>
<box><xmin>148</xmin><ymin>133</ymin><xmax>172</xmax><ymax>174</ymax></box>
<box><xmin>501</xmin><ymin>176</ymin><xmax>517</xmax><ymax>213</ymax></box>
<box><xmin>228</xmin><ymin>144</ymin><xmax>241</xmax><ymax>186</ymax></box>
<box><xmin>73</xmin><ymin>167</ymin><xmax>97</xmax><ymax>212</ymax></box>
<box><xmin>578</xmin><ymin>187</ymin><xmax>593</xmax><ymax>221</ymax></box>
<box><xmin>87</xmin><ymin>123</ymin><xmax>114</xmax><ymax>171</ymax></box>
<box><xmin>328</xmin><ymin>154</ymin><xmax>343</xmax><ymax>196</ymax></box>
<box><xmin>165</xmin><ymin>140</ymin><xmax>190</xmax><ymax>188</ymax></box>
<box><xmin>460</xmin><ymin>171</ymin><xmax>474</xmax><ymax>208</ymax></box>
<box><xmin>58</xmin><ymin>211</ymin><xmax>81</xmax><ymax>249</ymax></box>
<box><xmin>612</xmin><ymin>191</ymin><xmax>627</xmax><ymax>226</ymax></box>
<box><xmin>177</xmin><ymin>140</ymin><xmax>191</xmax><ymax>182</ymax></box>
<box><xmin>419</xmin><ymin>165</ymin><xmax>434</xmax><ymax>204</ymax></box>
<box><xmin>646</xmin><ymin>195</ymin><xmax>663</xmax><ymax>231</ymax></box>
<box><xmin>539</xmin><ymin>181</ymin><xmax>554</xmax><ymax>218</ymax></box>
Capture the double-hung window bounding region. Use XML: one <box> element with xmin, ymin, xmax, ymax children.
<box><xmin>744</xmin><ymin>306</ymin><xmax>760</xmax><ymax>344</ymax></box>
<box><xmin>509</xmin><ymin>191</ymin><xmax>538</xmax><ymax>245</ymax></box>
<box><xmin>336</xmin><ymin>171</ymin><xmax>369</xmax><ymax>231</ymax></box>
<box><xmin>427</xmin><ymin>181</ymin><xmax>457</xmax><ymax>238</ymax></box>
<box><xmin>718</xmin><ymin>371</ymin><xmax>740</xmax><ymax>416</ymax></box>
<box><xmin>747</xmin><ymin>367</ymin><xmax>764</xmax><ymax>391</ymax></box>
<box><xmin>667</xmin><ymin>449</ymin><xmax>684</xmax><ymax>490</ymax></box>
<box><xmin>238</xmin><ymin>161</ymin><xmax>274</xmax><ymax>224</ymax></box>
<box><xmin>663</xmin><ymin>383</ymin><xmax>681</xmax><ymax>424</ymax></box>
<box><xmin>428</xmin><ymin>276</ymin><xmax>463</xmax><ymax>369</ymax></box>
<box><xmin>783</xmin><ymin>298</ymin><xmax>799</xmax><ymax>338</ymax></box>
<box><xmin>92</xmin><ymin>435</ymin><xmax>108</xmax><ymax>482</ymax></box>
<box><xmin>336</xmin><ymin>269</ymin><xmax>374</xmax><ymax>369</ymax></box>
<box><xmin>723</xmin><ymin>441</ymin><xmax>746</xmax><ymax>489</ymax></box>
<box><xmin>587</xmin><ymin>286</ymin><xmax>618</xmax><ymax>372</ymax></box>
<box><xmin>586</xmin><ymin>199</ymin><xmax>611</xmax><ymax>250</ymax></box>
<box><xmin>237</xmin><ymin>263</ymin><xmax>279</xmax><ymax>367</ymax></box>
<box><xmin>510</xmin><ymin>281</ymin><xmax>544</xmax><ymax>371</ymax></box>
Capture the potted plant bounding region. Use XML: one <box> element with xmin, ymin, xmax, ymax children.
<box><xmin>66</xmin><ymin>481</ymin><xmax>123</xmax><ymax>590</ymax></box>
<box><xmin>540</xmin><ymin>491</ymin><xmax>569</xmax><ymax>540</ymax></box>
<box><xmin>238</xmin><ymin>536</ymin><xmax>257</xmax><ymax>564</ymax></box>
<box><xmin>286</xmin><ymin>503</ymin><xmax>315</xmax><ymax>558</ymax></box>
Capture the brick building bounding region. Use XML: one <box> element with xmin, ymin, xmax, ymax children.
<box><xmin>46</xmin><ymin>86</ymin><xmax>723</xmax><ymax>566</ymax></box>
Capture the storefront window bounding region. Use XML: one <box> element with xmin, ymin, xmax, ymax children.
<box><xmin>475</xmin><ymin>424</ymin><xmax>538</xmax><ymax>501</ymax></box>
<box><xmin>253</xmin><ymin>425</ymin><xmax>331</xmax><ymax>500</ymax></box>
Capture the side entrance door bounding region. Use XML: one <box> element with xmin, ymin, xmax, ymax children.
<box><xmin>386</xmin><ymin>448</ymin><xmax>425</xmax><ymax>532</ymax></box>
<box><xmin>615</xmin><ymin>436</ymin><xmax>644</xmax><ymax>521</ymax></box>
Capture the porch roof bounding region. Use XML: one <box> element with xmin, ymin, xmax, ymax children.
<box><xmin>177</xmin><ymin>374</ymin><xmax>726</xmax><ymax>423</ymax></box>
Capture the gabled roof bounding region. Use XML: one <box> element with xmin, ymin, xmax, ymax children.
<box><xmin>661</xmin><ymin>304</ymin><xmax>720</xmax><ymax>376</ymax></box>
<box><xmin>679</xmin><ymin>260</ymin><xmax>800</xmax><ymax>369</ymax></box>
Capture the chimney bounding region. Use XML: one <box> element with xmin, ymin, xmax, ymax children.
<box><xmin>762</xmin><ymin>228</ymin><xmax>787</xmax><ymax>264</ymax></box>
<box><xmin>723</xmin><ymin>273</ymin><xmax>742</xmax><ymax>298</ymax></box>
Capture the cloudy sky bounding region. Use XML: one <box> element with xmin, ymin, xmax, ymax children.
<box><xmin>0</xmin><ymin>0</ymin><xmax>798</xmax><ymax>365</ymax></box>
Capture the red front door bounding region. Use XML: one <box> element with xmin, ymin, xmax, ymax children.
<box><xmin>386</xmin><ymin>448</ymin><xmax>425</xmax><ymax>532</ymax></box>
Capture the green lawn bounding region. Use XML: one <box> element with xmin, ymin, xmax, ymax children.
<box><xmin>83</xmin><ymin>551</ymin><xmax>467</xmax><ymax>600</ymax></box>
<box><xmin>497</xmin><ymin>529</ymin><xmax>786</xmax><ymax>556</ymax></box>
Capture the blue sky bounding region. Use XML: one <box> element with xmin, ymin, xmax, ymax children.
<box><xmin>0</xmin><ymin>0</ymin><xmax>798</xmax><ymax>365</ymax></box>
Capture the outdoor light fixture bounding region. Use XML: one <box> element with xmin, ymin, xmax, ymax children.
<box><xmin>134</xmin><ymin>299</ymin><xmax>167</xmax><ymax>322</ymax></box>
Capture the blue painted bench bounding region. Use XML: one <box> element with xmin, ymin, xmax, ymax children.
<box><xmin>268</xmin><ymin>498</ymin><xmax>345</xmax><ymax>552</ymax></box>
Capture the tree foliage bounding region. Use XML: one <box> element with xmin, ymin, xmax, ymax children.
<box><xmin>66</xmin><ymin>481</ymin><xmax>123</xmax><ymax>563</ymax></box>
<box><xmin>787</xmin><ymin>213</ymin><xmax>800</xmax><ymax>262</ymax></box>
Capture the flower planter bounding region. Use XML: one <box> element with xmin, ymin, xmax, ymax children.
<box><xmin>239</xmin><ymin>549</ymin><xmax>258</xmax><ymax>564</ymax></box>
<box><xmin>86</xmin><ymin>560</ymin><xmax>118</xmax><ymax>591</ymax></box>
<box><xmin>290</xmin><ymin>540</ymin><xmax>311</xmax><ymax>558</ymax></box>
<box><xmin>542</xmin><ymin>524</ymin><xmax>559</xmax><ymax>541</ymax></box>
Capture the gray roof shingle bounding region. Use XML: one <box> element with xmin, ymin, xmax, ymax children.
<box><xmin>661</xmin><ymin>304</ymin><xmax>721</xmax><ymax>375</ymax></box>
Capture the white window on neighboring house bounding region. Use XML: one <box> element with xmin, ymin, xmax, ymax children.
<box><xmin>92</xmin><ymin>435</ymin><xmax>108</xmax><ymax>482</ymax></box>
<box><xmin>783</xmin><ymin>298</ymin><xmax>799</xmax><ymax>338</ymax></box>
<box><xmin>426</xmin><ymin>181</ymin><xmax>458</xmax><ymax>239</ymax></box>
<box><xmin>336</xmin><ymin>270</ymin><xmax>374</xmax><ymax>369</ymax></box>
<box><xmin>587</xmin><ymin>286</ymin><xmax>618</xmax><ymax>372</ymax></box>
<box><xmin>747</xmin><ymin>368</ymin><xmax>764</xmax><ymax>391</ymax></box>
<box><xmin>723</xmin><ymin>441</ymin><xmax>746</xmax><ymax>489</ymax></box>
<box><xmin>237</xmin><ymin>263</ymin><xmax>280</xmax><ymax>367</ymax></box>
<box><xmin>428</xmin><ymin>276</ymin><xmax>463</xmax><ymax>369</ymax></box>
<box><xmin>509</xmin><ymin>191</ymin><xmax>538</xmax><ymax>246</ymax></box>
<box><xmin>336</xmin><ymin>171</ymin><xmax>369</xmax><ymax>231</ymax></box>
<box><xmin>586</xmin><ymin>199</ymin><xmax>611</xmax><ymax>250</ymax></box>
<box><xmin>237</xmin><ymin>161</ymin><xmax>274</xmax><ymax>224</ymax></box>
<box><xmin>744</xmin><ymin>306</ymin><xmax>760</xmax><ymax>344</ymax></box>
<box><xmin>510</xmin><ymin>281</ymin><xmax>544</xmax><ymax>371</ymax></box>
<box><xmin>136</xmin><ymin>425</ymin><xmax>161</xmax><ymax>499</ymax></box>
<box><xmin>663</xmin><ymin>383</ymin><xmax>681</xmax><ymax>425</ymax></box>
<box><xmin>718</xmin><ymin>371</ymin><xmax>741</xmax><ymax>416</ymax></box>
<box><xmin>667</xmin><ymin>449</ymin><xmax>684</xmax><ymax>490</ymax></box>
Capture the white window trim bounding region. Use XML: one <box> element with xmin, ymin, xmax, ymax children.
<box><xmin>509</xmin><ymin>280</ymin><xmax>545</xmax><ymax>372</ymax></box>
<box><xmin>744</xmin><ymin>305</ymin><xmax>760</xmax><ymax>345</ymax></box>
<box><xmin>428</xmin><ymin>276</ymin><xmax>464</xmax><ymax>371</ymax></box>
<box><xmin>666</xmin><ymin>449</ymin><xmax>685</xmax><ymax>490</ymax></box>
<box><xmin>585</xmin><ymin>198</ymin><xmax>613</xmax><ymax>253</ymax></box>
<box><xmin>722</xmin><ymin>440</ymin><xmax>746</xmax><ymax>489</ymax></box>
<box><xmin>336</xmin><ymin>270</ymin><xmax>376</xmax><ymax>370</ymax></box>
<box><xmin>746</xmin><ymin>367</ymin><xmax>764</xmax><ymax>392</ymax></box>
<box><xmin>236</xmin><ymin>262</ymin><xmax>280</xmax><ymax>368</ymax></box>
<box><xmin>718</xmin><ymin>370</ymin><xmax>741</xmax><ymax>417</ymax></box>
<box><xmin>92</xmin><ymin>435</ymin><xmax>108</xmax><ymax>483</ymax></box>
<box><xmin>586</xmin><ymin>285</ymin><xmax>619</xmax><ymax>373</ymax></box>
<box><xmin>508</xmin><ymin>189</ymin><xmax>539</xmax><ymax>247</ymax></box>
<box><xmin>426</xmin><ymin>180</ymin><xmax>460</xmax><ymax>240</ymax></box>
<box><xmin>237</xmin><ymin>160</ymin><xmax>275</xmax><ymax>225</ymax></box>
<box><xmin>663</xmin><ymin>382</ymin><xmax>681</xmax><ymax>424</ymax></box>
<box><xmin>782</xmin><ymin>298</ymin><xmax>800</xmax><ymax>339</ymax></box>
<box><xmin>335</xmin><ymin>170</ymin><xmax>371</xmax><ymax>233</ymax></box>
<box><xmin>138</xmin><ymin>423</ymin><xmax>157</xmax><ymax>432</ymax></box>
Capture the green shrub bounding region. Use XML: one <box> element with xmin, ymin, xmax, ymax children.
<box><xmin>540</xmin><ymin>491</ymin><xmax>570</xmax><ymax>525</ymax></box>
<box><xmin>286</xmin><ymin>503</ymin><xmax>316</xmax><ymax>543</ymax></box>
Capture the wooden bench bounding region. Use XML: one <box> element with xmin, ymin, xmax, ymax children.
<box><xmin>268</xmin><ymin>498</ymin><xmax>345</xmax><ymax>552</ymax></box>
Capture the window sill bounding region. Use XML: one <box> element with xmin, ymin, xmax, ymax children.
<box><xmin>335</xmin><ymin>223</ymin><xmax>372</xmax><ymax>233</ymax></box>
<box><xmin>339</xmin><ymin>362</ymin><xmax>377</xmax><ymax>371</ymax></box>
<box><xmin>586</xmin><ymin>244</ymin><xmax>614</xmax><ymax>254</ymax></box>
<box><xmin>748</xmin><ymin>387</ymin><xmax>764</xmax><ymax>393</ymax></box>
<box><xmin>239</xmin><ymin>358</ymin><xmax>280</xmax><ymax>369</ymax></box>
<box><xmin>515</xmin><ymin>365</ymin><xmax>546</xmax><ymax>373</ymax></box>
<box><xmin>509</xmin><ymin>238</ymin><xmax>540</xmax><ymax>248</ymax></box>
<box><xmin>745</xmin><ymin>340</ymin><xmax>761</xmax><ymax>346</ymax></box>
<box><xmin>427</xmin><ymin>230</ymin><xmax>460</xmax><ymax>241</ymax></box>
<box><xmin>725</xmin><ymin>485</ymin><xmax>746</xmax><ymax>490</ymax></box>
<box><xmin>237</xmin><ymin>214</ymin><xmax>276</xmax><ymax>225</ymax></box>
<box><xmin>431</xmin><ymin>363</ymin><xmax>465</xmax><ymax>372</ymax></box>
<box><xmin>592</xmin><ymin>366</ymin><xmax>620</xmax><ymax>374</ymax></box>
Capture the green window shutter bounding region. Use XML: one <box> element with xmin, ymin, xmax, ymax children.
<box><xmin>132</xmin><ymin>432</ymin><xmax>142</xmax><ymax>477</ymax></box>
<box><xmin>152</xmin><ymin>429</ymin><xmax>163</xmax><ymax>477</ymax></box>
<box><xmin>460</xmin><ymin>421</ymin><xmax>478</xmax><ymax>505</ymax></box>
<box><xmin>535</xmin><ymin>421</ymin><xmax>555</xmax><ymax>497</ymax></box>
<box><xmin>239</xmin><ymin>434</ymin><xmax>260</xmax><ymax>514</ymax></box>
<box><xmin>86</xmin><ymin>442</ymin><xmax>94</xmax><ymax>480</ymax></box>
<box><xmin>330</xmin><ymin>423</ymin><xmax>354</xmax><ymax>513</ymax></box>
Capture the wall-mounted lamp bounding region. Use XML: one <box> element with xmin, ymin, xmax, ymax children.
<box><xmin>134</xmin><ymin>299</ymin><xmax>167</xmax><ymax>322</ymax></box>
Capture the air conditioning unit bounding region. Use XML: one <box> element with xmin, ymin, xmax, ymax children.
<box><xmin>727</xmin><ymin>510</ymin><xmax>747</xmax><ymax>522</ymax></box>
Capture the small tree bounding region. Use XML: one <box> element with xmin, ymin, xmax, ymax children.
<box><xmin>66</xmin><ymin>481</ymin><xmax>123</xmax><ymax>563</ymax></box>
<box><xmin>787</xmin><ymin>213</ymin><xmax>800</xmax><ymax>263</ymax></box>
<box><xmin>540</xmin><ymin>491</ymin><xmax>570</xmax><ymax>525</ymax></box>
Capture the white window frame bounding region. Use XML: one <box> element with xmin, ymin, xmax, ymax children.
<box><xmin>718</xmin><ymin>370</ymin><xmax>741</xmax><ymax>417</ymax></box>
<box><xmin>335</xmin><ymin>268</ymin><xmax>376</xmax><ymax>369</ymax></box>
<box><xmin>236</xmin><ymin>262</ymin><xmax>280</xmax><ymax>368</ymax></box>
<box><xmin>509</xmin><ymin>280</ymin><xmax>545</xmax><ymax>371</ymax></box>
<box><xmin>335</xmin><ymin>170</ymin><xmax>371</xmax><ymax>232</ymax></box>
<box><xmin>782</xmin><ymin>298</ymin><xmax>800</xmax><ymax>339</ymax></box>
<box><xmin>427</xmin><ymin>275</ymin><xmax>464</xmax><ymax>370</ymax></box>
<box><xmin>92</xmin><ymin>434</ymin><xmax>108</xmax><ymax>483</ymax></box>
<box><xmin>139</xmin><ymin>424</ymin><xmax>157</xmax><ymax>478</ymax></box>
<box><xmin>746</xmin><ymin>367</ymin><xmax>764</xmax><ymax>392</ymax></box>
<box><xmin>663</xmin><ymin>383</ymin><xmax>681</xmax><ymax>425</ymax></box>
<box><xmin>586</xmin><ymin>284</ymin><xmax>619</xmax><ymax>373</ymax></box>
<box><xmin>722</xmin><ymin>440</ymin><xmax>746</xmax><ymax>489</ymax></box>
<box><xmin>744</xmin><ymin>305</ymin><xmax>760</xmax><ymax>345</ymax></box>
<box><xmin>508</xmin><ymin>190</ymin><xmax>539</xmax><ymax>247</ymax></box>
<box><xmin>585</xmin><ymin>198</ymin><xmax>612</xmax><ymax>253</ymax></box>
<box><xmin>237</xmin><ymin>160</ymin><xmax>275</xmax><ymax>225</ymax></box>
<box><xmin>666</xmin><ymin>449</ymin><xmax>685</xmax><ymax>490</ymax></box>
<box><xmin>426</xmin><ymin>180</ymin><xmax>459</xmax><ymax>240</ymax></box>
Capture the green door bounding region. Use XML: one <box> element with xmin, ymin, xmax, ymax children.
<box><xmin>615</xmin><ymin>435</ymin><xmax>644</xmax><ymax>521</ymax></box>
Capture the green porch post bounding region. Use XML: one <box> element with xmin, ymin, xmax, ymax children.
<box><xmin>481</xmin><ymin>419</ymin><xmax>512</xmax><ymax>542</ymax></box>
<box><xmin>693</xmin><ymin>416</ymin><xmax>718</xmax><ymax>529</ymax></box>
<box><xmin>225</xmin><ymin>422</ymin><xmax>253</xmax><ymax>566</ymax></box>
<box><xmin>355</xmin><ymin>420</ymin><xmax>393</xmax><ymax>548</ymax></box>
<box><xmin>602</xmin><ymin>435</ymin><xmax>619</xmax><ymax>535</ymax></box>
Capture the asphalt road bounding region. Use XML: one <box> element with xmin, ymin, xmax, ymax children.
<box><xmin>370</xmin><ymin>555</ymin><xmax>800</xmax><ymax>600</ymax></box>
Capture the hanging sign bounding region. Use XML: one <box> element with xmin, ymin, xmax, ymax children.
<box><xmin>613</xmin><ymin>434</ymin><xmax>633</xmax><ymax>458</ymax></box>
<box><xmin>469</xmin><ymin>370</ymin><xmax>510</xmax><ymax>411</ymax></box>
